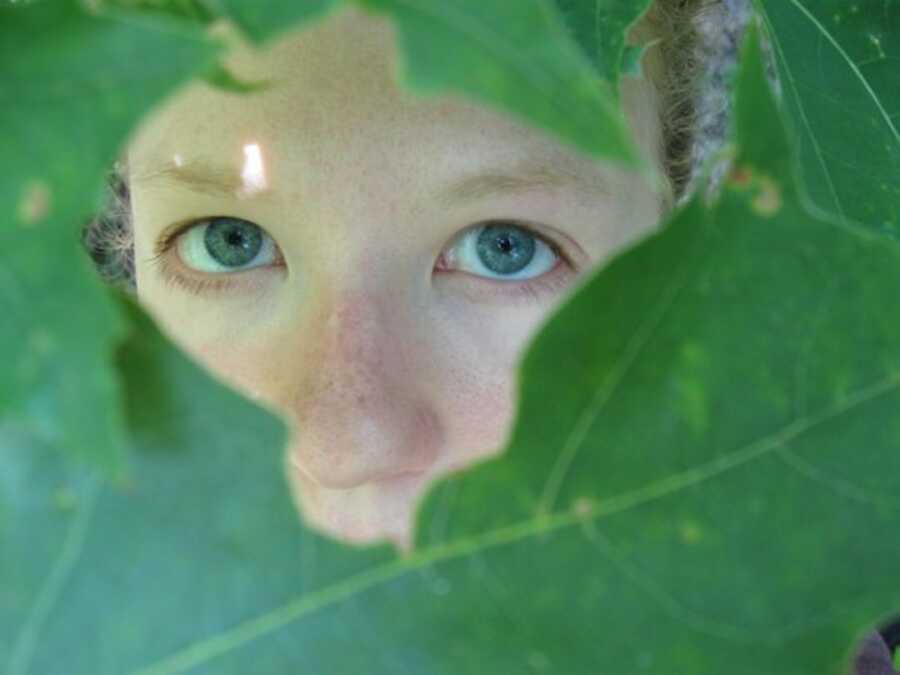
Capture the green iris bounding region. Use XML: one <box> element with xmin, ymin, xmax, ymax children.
<box><xmin>476</xmin><ymin>224</ymin><xmax>536</xmax><ymax>275</ymax></box>
<box><xmin>203</xmin><ymin>217</ymin><xmax>263</xmax><ymax>268</ymax></box>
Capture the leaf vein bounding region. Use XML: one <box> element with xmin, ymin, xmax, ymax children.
<box><xmin>788</xmin><ymin>0</ymin><xmax>900</xmax><ymax>143</ymax></box>
<box><xmin>757</xmin><ymin>2</ymin><xmax>845</xmax><ymax>221</ymax></box>
<box><xmin>536</xmin><ymin>233</ymin><xmax>701</xmax><ymax>516</ymax></box>
<box><xmin>585</xmin><ymin>528</ymin><xmax>768</xmax><ymax>644</ymax></box>
<box><xmin>132</xmin><ymin>370</ymin><xmax>900</xmax><ymax>674</ymax></box>
<box><xmin>776</xmin><ymin>446</ymin><xmax>900</xmax><ymax>509</ymax></box>
<box><xmin>7</xmin><ymin>474</ymin><xmax>102</xmax><ymax>675</ymax></box>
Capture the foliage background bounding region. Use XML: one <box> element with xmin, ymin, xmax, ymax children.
<box><xmin>1</xmin><ymin>0</ymin><xmax>898</xmax><ymax>673</ymax></box>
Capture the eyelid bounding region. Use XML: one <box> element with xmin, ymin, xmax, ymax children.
<box><xmin>513</xmin><ymin>220</ymin><xmax>574</xmax><ymax>265</ymax></box>
<box><xmin>493</xmin><ymin>219</ymin><xmax>583</xmax><ymax>268</ymax></box>
<box><xmin>151</xmin><ymin>216</ymin><xmax>282</xmax><ymax>263</ymax></box>
<box><xmin>178</xmin><ymin>218</ymin><xmax>280</xmax><ymax>274</ymax></box>
<box><xmin>446</xmin><ymin>219</ymin><xmax>576</xmax><ymax>270</ymax></box>
<box><xmin>151</xmin><ymin>216</ymin><xmax>201</xmax><ymax>260</ymax></box>
<box><xmin>434</xmin><ymin>219</ymin><xmax>578</xmax><ymax>302</ymax></box>
<box><xmin>148</xmin><ymin>216</ymin><xmax>579</xmax><ymax>299</ymax></box>
<box><xmin>146</xmin><ymin>216</ymin><xmax>284</xmax><ymax>295</ymax></box>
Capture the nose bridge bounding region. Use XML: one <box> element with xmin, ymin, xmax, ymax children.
<box><xmin>279</xmin><ymin>134</ymin><xmax>408</xmax><ymax>403</ymax></box>
<box><xmin>287</xmin><ymin>280</ymin><xmax>443</xmax><ymax>488</ymax></box>
<box><xmin>295</xmin><ymin>172</ymin><xmax>421</xmax><ymax>394</ymax></box>
<box><xmin>321</xmin><ymin>287</ymin><xmax>395</xmax><ymax>387</ymax></box>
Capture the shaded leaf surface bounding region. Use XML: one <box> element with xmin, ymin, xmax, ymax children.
<box><xmin>0</xmin><ymin>0</ymin><xmax>219</xmax><ymax>473</ymax></box>
<box><xmin>1</xmin><ymin>301</ymin><xmax>305</xmax><ymax>674</ymax></box>
<box><xmin>2</xmin><ymin>28</ymin><xmax>899</xmax><ymax>675</ymax></box>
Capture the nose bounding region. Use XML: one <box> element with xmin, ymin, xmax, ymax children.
<box><xmin>283</xmin><ymin>286</ymin><xmax>444</xmax><ymax>490</ymax></box>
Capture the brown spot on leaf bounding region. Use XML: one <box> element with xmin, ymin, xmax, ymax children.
<box><xmin>573</xmin><ymin>497</ymin><xmax>596</xmax><ymax>516</ymax></box>
<box><xmin>752</xmin><ymin>174</ymin><xmax>783</xmax><ymax>217</ymax></box>
<box><xmin>679</xmin><ymin>520</ymin><xmax>704</xmax><ymax>544</ymax></box>
<box><xmin>80</xmin><ymin>0</ymin><xmax>102</xmax><ymax>14</ymax></box>
<box><xmin>17</xmin><ymin>180</ymin><xmax>52</xmax><ymax>226</ymax></box>
<box><xmin>727</xmin><ymin>165</ymin><xmax>752</xmax><ymax>186</ymax></box>
<box><xmin>727</xmin><ymin>165</ymin><xmax>783</xmax><ymax>217</ymax></box>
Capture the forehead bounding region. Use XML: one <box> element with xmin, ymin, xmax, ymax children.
<box><xmin>127</xmin><ymin>6</ymin><xmax>659</xmax><ymax>206</ymax></box>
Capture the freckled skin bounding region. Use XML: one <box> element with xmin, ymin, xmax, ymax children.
<box><xmin>127</xmin><ymin>6</ymin><xmax>666</xmax><ymax>553</ymax></box>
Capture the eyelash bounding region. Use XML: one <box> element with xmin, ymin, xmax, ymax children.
<box><xmin>147</xmin><ymin>217</ymin><xmax>576</xmax><ymax>300</ymax></box>
<box><xmin>146</xmin><ymin>222</ymin><xmax>270</xmax><ymax>296</ymax></box>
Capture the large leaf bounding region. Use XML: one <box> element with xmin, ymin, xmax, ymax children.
<box><xmin>218</xmin><ymin>0</ymin><xmax>639</xmax><ymax>165</ymax></box>
<box><xmin>3</xmin><ymin>23</ymin><xmax>899</xmax><ymax>674</ymax></box>
<box><xmin>0</xmin><ymin>0</ymin><xmax>645</xmax><ymax>478</ymax></box>
<box><xmin>352</xmin><ymin>0</ymin><xmax>639</xmax><ymax>165</ymax></box>
<box><xmin>222</xmin><ymin>0</ymin><xmax>639</xmax><ymax>164</ymax></box>
<box><xmin>215</xmin><ymin>0</ymin><xmax>341</xmax><ymax>43</ymax></box>
<box><xmin>0</xmin><ymin>0</ymin><xmax>220</xmax><ymax>474</ymax></box>
<box><xmin>0</xmin><ymin>299</ymin><xmax>299</xmax><ymax>674</ymax></box>
<box><xmin>757</xmin><ymin>0</ymin><xmax>900</xmax><ymax>236</ymax></box>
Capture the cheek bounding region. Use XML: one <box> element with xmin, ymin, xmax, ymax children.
<box><xmin>177</xmin><ymin>335</ymin><xmax>282</xmax><ymax>410</ymax></box>
<box><xmin>134</xmin><ymin>280</ymin><xmax>278</xmax><ymax>406</ymax></box>
<box><xmin>133</xmin><ymin>242</ymin><xmax>282</xmax><ymax>398</ymax></box>
<box><xmin>134</xmin><ymin>268</ymin><xmax>560</xmax><ymax>483</ymax></box>
<box><xmin>423</xmin><ymin>304</ymin><xmax>555</xmax><ymax>476</ymax></box>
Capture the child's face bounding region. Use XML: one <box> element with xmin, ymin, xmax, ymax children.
<box><xmin>127</xmin><ymin>6</ymin><xmax>666</xmax><ymax>552</ymax></box>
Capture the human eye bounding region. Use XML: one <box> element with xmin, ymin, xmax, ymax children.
<box><xmin>148</xmin><ymin>216</ymin><xmax>284</xmax><ymax>295</ymax></box>
<box><xmin>437</xmin><ymin>220</ymin><xmax>576</xmax><ymax>300</ymax></box>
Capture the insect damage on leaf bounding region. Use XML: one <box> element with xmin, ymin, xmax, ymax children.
<box><xmin>572</xmin><ymin>497</ymin><xmax>597</xmax><ymax>517</ymax></box>
<box><xmin>17</xmin><ymin>179</ymin><xmax>52</xmax><ymax>225</ymax></box>
<box><xmin>678</xmin><ymin>520</ymin><xmax>704</xmax><ymax>545</ymax></box>
<box><xmin>726</xmin><ymin>164</ymin><xmax>783</xmax><ymax>217</ymax></box>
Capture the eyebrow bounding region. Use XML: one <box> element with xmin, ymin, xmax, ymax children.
<box><xmin>130</xmin><ymin>151</ymin><xmax>614</xmax><ymax>206</ymax></box>
<box><xmin>436</xmin><ymin>155</ymin><xmax>612</xmax><ymax>207</ymax></box>
<box><xmin>132</xmin><ymin>158</ymin><xmax>254</xmax><ymax>198</ymax></box>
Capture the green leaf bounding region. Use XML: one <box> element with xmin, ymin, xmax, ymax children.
<box><xmin>215</xmin><ymin>0</ymin><xmax>342</xmax><ymax>43</ymax></box>
<box><xmin>757</xmin><ymin>0</ymin><xmax>900</xmax><ymax>237</ymax></box>
<box><xmin>200</xmin><ymin>62</ymin><xmax>271</xmax><ymax>92</ymax></box>
<box><xmin>552</xmin><ymin>0</ymin><xmax>654</xmax><ymax>88</ymax></box>
<box><xmin>100</xmin><ymin>0</ymin><xmax>218</xmax><ymax>23</ymax></box>
<box><xmin>213</xmin><ymin>0</ymin><xmax>640</xmax><ymax>169</ymax></box>
<box><xmin>0</xmin><ymin>0</ymin><xmax>220</xmax><ymax>474</ymax></box>
<box><xmin>1</xmin><ymin>298</ymin><xmax>300</xmax><ymax>675</ymax></box>
<box><xmin>4</xmin><ymin>19</ymin><xmax>899</xmax><ymax>675</ymax></box>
